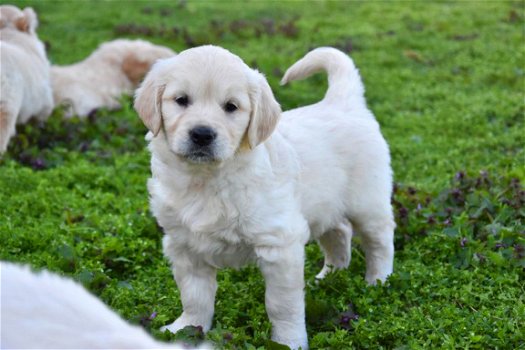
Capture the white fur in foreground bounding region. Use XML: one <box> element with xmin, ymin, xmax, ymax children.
<box><xmin>135</xmin><ymin>45</ymin><xmax>395</xmax><ymax>350</ymax></box>
<box><xmin>0</xmin><ymin>261</ymin><xmax>210</xmax><ymax>349</ymax></box>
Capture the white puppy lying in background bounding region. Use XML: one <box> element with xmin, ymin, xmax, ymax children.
<box><xmin>1</xmin><ymin>261</ymin><xmax>210</xmax><ymax>349</ymax></box>
<box><xmin>0</xmin><ymin>5</ymin><xmax>53</xmax><ymax>154</ymax></box>
<box><xmin>135</xmin><ymin>45</ymin><xmax>395</xmax><ymax>349</ymax></box>
<box><xmin>51</xmin><ymin>39</ymin><xmax>175</xmax><ymax>118</ymax></box>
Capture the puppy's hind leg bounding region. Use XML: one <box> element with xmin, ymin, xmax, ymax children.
<box><xmin>353</xmin><ymin>216</ymin><xmax>395</xmax><ymax>285</ymax></box>
<box><xmin>0</xmin><ymin>106</ymin><xmax>17</xmax><ymax>154</ymax></box>
<box><xmin>315</xmin><ymin>221</ymin><xmax>353</xmax><ymax>280</ymax></box>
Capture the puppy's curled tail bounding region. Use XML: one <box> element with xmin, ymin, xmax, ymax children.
<box><xmin>281</xmin><ymin>47</ymin><xmax>365</xmax><ymax>108</ymax></box>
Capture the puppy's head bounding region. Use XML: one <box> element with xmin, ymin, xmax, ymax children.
<box><xmin>0</xmin><ymin>5</ymin><xmax>38</xmax><ymax>34</ymax></box>
<box><xmin>134</xmin><ymin>45</ymin><xmax>281</xmax><ymax>164</ymax></box>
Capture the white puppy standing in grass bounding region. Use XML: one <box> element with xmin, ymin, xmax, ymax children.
<box><xmin>0</xmin><ymin>5</ymin><xmax>54</xmax><ymax>154</ymax></box>
<box><xmin>134</xmin><ymin>45</ymin><xmax>395</xmax><ymax>349</ymax></box>
<box><xmin>51</xmin><ymin>39</ymin><xmax>175</xmax><ymax>118</ymax></box>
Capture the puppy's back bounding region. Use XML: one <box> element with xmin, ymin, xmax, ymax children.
<box><xmin>51</xmin><ymin>39</ymin><xmax>175</xmax><ymax>118</ymax></box>
<box><xmin>0</xmin><ymin>29</ymin><xmax>52</xmax><ymax>123</ymax></box>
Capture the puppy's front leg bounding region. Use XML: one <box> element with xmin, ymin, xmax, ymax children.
<box><xmin>257</xmin><ymin>244</ymin><xmax>308</xmax><ymax>350</ymax></box>
<box><xmin>162</xmin><ymin>253</ymin><xmax>217</xmax><ymax>334</ymax></box>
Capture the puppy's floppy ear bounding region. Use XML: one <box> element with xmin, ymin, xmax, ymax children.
<box><xmin>247</xmin><ymin>70</ymin><xmax>281</xmax><ymax>149</ymax></box>
<box><xmin>134</xmin><ymin>61</ymin><xmax>167</xmax><ymax>137</ymax></box>
<box><xmin>16</xmin><ymin>7</ymin><xmax>38</xmax><ymax>33</ymax></box>
<box><xmin>122</xmin><ymin>54</ymin><xmax>151</xmax><ymax>86</ymax></box>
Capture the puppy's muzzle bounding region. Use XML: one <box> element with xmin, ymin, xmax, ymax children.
<box><xmin>184</xmin><ymin>125</ymin><xmax>217</xmax><ymax>163</ymax></box>
<box><xmin>189</xmin><ymin>126</ymin><xmax>217</xmax><ymax>147</ymax></box>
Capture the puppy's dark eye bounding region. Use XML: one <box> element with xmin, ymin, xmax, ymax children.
<box><xmin>175</xmin><ymin>95</ymin><xmax>189</xmax><ymax>107</ymax></box>
<box><xmin>224</xmin><ymin>102</ymin><xmax>238</xmax><ymax>113</ymax></box>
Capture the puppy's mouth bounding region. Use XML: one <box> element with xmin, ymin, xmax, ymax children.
<box><xmin>181</xmin><ymin>149</ymin><xmax>218</xmax><ymax>163</ymax></box>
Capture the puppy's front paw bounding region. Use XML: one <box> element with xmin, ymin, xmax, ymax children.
<box><xmin>272</xmin><ymin>327</ymin><xmax>308</xmax><ymax>350</ymax></box>
<box><xmin>161</xmin><ymin>313</ymin><xmax>211</xmax><ymax>334</ymax></box>
<box><xmin>160</xmin><ymin>318</ymin><xmax>187</xmax><ymax>334</ymax></box>
<box><xmin>272</xmin><ymin>337</ymin><xmax>308</xmax><ymax>350</ymax></box>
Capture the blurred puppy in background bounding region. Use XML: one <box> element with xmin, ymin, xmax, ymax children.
<box><xmin>1</xmin><ymin>261</ymin><xmax>211</xmax><ymax>349</ymax></box>
<box><xmin>51</xmin><ymin>39</ymin><xmax>175</xmax><ymax>118</ymax></box>
<box><xmin>0</xmin><ymin>5</ymin><xmax>53</xmax><ymax>154</ymax></box>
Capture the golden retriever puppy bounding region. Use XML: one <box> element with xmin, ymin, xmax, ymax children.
<box><xmin>134</xmin><ymin>46</ymin><xmax>395</xmax><ymax>349</ymax></box>
<box><xmin>0</xmin><ymin>5</ymin><xmax>53</xmax><ymax>154</ymax></box>
<box><xmin>1</xmin><ymin>261</ymin><xmax>211</xmax><ymax>349</ymax></box>
<box><xmin>51</xmin><ymin>39</ymin><xmax>175</xmax><ymax>118</ymax></box>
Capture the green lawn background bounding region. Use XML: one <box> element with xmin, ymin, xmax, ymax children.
<box><xmin>1</xmin><ymin>1</ymin><xmax>523</xmax><ymax>349</ymax></box>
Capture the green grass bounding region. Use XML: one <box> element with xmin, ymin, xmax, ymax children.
<box><xmin>1</xmin><ymin>1</ymin><xmax>524</xmax><ymax>349</ymax></box>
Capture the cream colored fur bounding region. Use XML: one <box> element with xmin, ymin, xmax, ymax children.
<box><xmin>1</xmin><ymin>261</ymin><xmax>210</xmax><ymax>349</ymax></box>
<box><xmin>0</xmin><ymin>5</ymin><xmax>53</xmax><ymax>154</ymax></box>
<box><xmin>51</xmin><ymin>39</ymin><xmax>175</xmax><ymax>118</ymax></box>
<box><xmin>134</xmin><ymin>45</ymin><xmax>395</xmax><ymax>350</ymax></box>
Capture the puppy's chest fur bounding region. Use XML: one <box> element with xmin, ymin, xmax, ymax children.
<box><xmin>149</xmin><ymin>163</ymin><xmax>301</xmax><ymax>268</ymax></box>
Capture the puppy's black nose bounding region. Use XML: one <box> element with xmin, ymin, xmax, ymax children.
<box><xmin>189</xmin><ymin>126</ymin><xmax>217</xmax><ymax>146</ymax></box>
